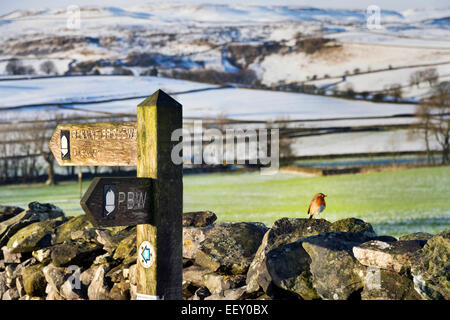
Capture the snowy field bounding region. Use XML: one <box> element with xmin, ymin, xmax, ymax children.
<box><xmin>0</xmin><ymin>76</ymin><xmax>217</xmax><ymax>108</ymax></box>
<box><xmin>309</xmin><ymin>63</ymin><xmax>450</xmax><ymax>101</ymax></box>
<box><xmin>257</xmin><ymin>43</ymin><xmax>450</xmax><ymax>88</ymax></box>
<box><xmin>0</xmin><ymin>75</ymin><xmax>416</xmax><ymax>121</ymax></box>
<box><xmin>290</xmin><ymin>130</ymin><xmax>437</xmax><ymax>157</ymax></box>
<box><xmin>0</xmin><ymin>75</ymin><xmax>433</xmax><ymax>157</ymax></box>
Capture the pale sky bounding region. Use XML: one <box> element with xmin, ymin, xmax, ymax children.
<box><xmin>1</xmin><ymin>0</ymin><xmax>449</xmax><ymax>16</ymax></box>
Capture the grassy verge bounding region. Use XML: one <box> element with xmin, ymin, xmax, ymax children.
<box><xmin>1</xmin><ymin>166</ymin><xmax>449</xmax><ymax>237</ymax></box>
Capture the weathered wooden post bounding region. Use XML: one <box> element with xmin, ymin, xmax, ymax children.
<box><xmin>49</xmin><ymin>89</ymin><xmax>183</xmax><ymax>300</ymax></box>
<box><xmin>78</xmin><ymin>166</ymin><xmax>82</xmax><ymax>199</ymax></box>
<box><xmin>135</xmin><ymin>90</ymin><xmax>183</xmax><ymax>300</ymax></box>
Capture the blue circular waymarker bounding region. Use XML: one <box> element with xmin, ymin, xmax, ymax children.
<box><xmin>138</xmin><ymin>241</ymin><xmax>155</xmax><ymax>268</ymax></box>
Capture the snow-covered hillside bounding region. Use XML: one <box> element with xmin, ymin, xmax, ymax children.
<box><xmin>0</xmin><ymin>4</ymin><xmax>449</xmax><ymax>99</ymax></box>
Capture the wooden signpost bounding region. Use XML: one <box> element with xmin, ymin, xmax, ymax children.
<box><xmin>49</xmin><ymin>122</ymin><xmax>138</xmax><ymax>166</ymax></box>
<box><xmin>135</xmin><ymin>90</ymin><xmax>183</xmax><ymax>300</ymax></box>
<box><xmin>49</xmin><ymin>89</ymin><xmax>183</xmax><ymax>300</ymax></box>
<box><xmin>80</xmin><ymin>177</ymin><xmax>153</xmax><ymax>227</ymax></box>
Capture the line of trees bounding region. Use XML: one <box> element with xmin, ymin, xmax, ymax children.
<box><xmin>5</xmin><ymin>59</ymin><xmax>57</xmax><ymax>76</ymax></box>
<box><xmin>0</xmin><ymin>113</ymin><xmax>135</xmax><ymax>184</ymax></box>
<box><xmin>0</xmin><ymin>116</ymin><xmax>59</xmax><ymax>184</ymax></box>
<box><xmin>410</xmin><ymin>68</ymin><xmax>439</xmax><ymax>88</ymax></box>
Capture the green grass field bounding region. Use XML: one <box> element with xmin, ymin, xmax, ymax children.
<box><xmin>1</xmin><ymin>166</ymin><xmax>449</xmax><ymax>237</ymax></box>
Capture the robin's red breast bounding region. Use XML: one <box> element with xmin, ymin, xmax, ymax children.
<box><xmin>307</xmin><ymin>193</ymin><xmax>327</xmax><ymax>219</ymax></box>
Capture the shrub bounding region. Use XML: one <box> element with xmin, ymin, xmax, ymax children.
<box><xmin>5</xmin><ymin>59</ymin><xmax>35</xmax><ymax>75</ymax></box>
<box><xmin>125</xmin><ymin>52</ymin><xmax>158</xmax><ymax>67</ymax></box>
<box><xmin>373</xmin><ymin>92</ymin><xmax>385</xmax><ymax>101</ymax></box>
<box><xmin>169</xmin><ymin>68</ymin><xmax>258</xmax><ymax>86</ymax></box>
<box><xmin>295</xmin><ymin>37</ymin><xmax>330</xmax><ymax>54</ymax></box>
<box><xmin>301</xmin><ymin>84</ymin><xmax>317</xmax><ymax>94</ymax></box>
<box><xmin>360</xmin><ymin>91</ymin><xmax>370</xmax><ymax>99</ymax></box>
<box><xmin>112</xmin><ymin>66</ymin><xmax>133</xmax><ymax>76</ymax></box>
<box><xmin>140</xmin><ymin>67</ymin><xmax>158</xmax><ymax>76</ymax></box>
<box><xmin>343</xmin><ymin>83</ymin><xmax>355</xmax><ymax>98</ymax></box>
<box><xmin>389</xmin><ymin>83</ymin><xmax>402</xmax><ymax>101</ymax></box>
<box><xmin>317</xmin><ymin>88</ymin><xmax>326</xmax><ymax>95</ymax></box>
<box><xmin>40</xmin><ymin>61</ymin><xmax>57</xmax><ymax>75</ymax></box>
<box><xmin>226</xmin><ymin>42</ymin><xmax>282</xmax><ymax>69</ymax></box>
<box><xmin>73</xmin><ymin>61</ymin><xmax>96</xmax><ymax>74</ymax></box>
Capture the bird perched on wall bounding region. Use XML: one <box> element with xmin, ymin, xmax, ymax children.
<box><xmin>307</xmin><ymin>193</ymin><xmax>327</xmax><ymax>219</ymax></box>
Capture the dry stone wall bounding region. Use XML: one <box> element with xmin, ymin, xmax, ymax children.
<box><xmin>0</xmin><ymin>203</ymin><xmax>448</xmax><ymax>300</ymax></box>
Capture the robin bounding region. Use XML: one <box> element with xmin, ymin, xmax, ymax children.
<box><xmin>307</xmin><ymin>193</ymin><xmax>327</xmax><ymax>219</ymax></box>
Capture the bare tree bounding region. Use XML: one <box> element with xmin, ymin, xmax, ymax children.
<box><xmin>431</xmin><ymin>82</ymin><xmax>450</xmax><ymax>164</ymax></box>
<box><xmin>40</xmin><ymin>60</ymin><xmax>57</xmax><ymax>75</ymax></box>
<box><xmin>415</xmin><ymin>102</ymin><xmax>435</xmax><ymax>165</ymax></box>
<box><xmin>27</xmin><ymin>113</ymin><xmax>58</xmax><ymax>185</ymax></box>
<box><xmin>409</xmin><ymin>68</ymin><xmax>439</xmax><ymax>88</ymax></box>
<box><xmin>268</xmin><ymin>116</ymin><xmax>295</xmax><ymax>164</ymax></box>
<box><xmin>418</xmin><ymin>82</ymin><xmax>450</xmax><ymax>164</ymax></box>
<box><xmin>422</xmin><ymin>68</ymin><xmax>439</xmax><ymax>87</ymax></box>
<box><xmin>409</xmin><ymin>70</ymin><xmax>422</xmax><ymax>88</ymax></box>
<box><xmin>0</xmin><ymin>131</ymin><xmax>8</xmax><ymax>182</ymax></box>
<box><xmin>389</xmin><ymin>83</ymin><xmax>402</xmax><ymax>102</ymax></box>
<box><xmin>5</xmin><ymin>59</ymin><xmax>22</xmax><ymax>75</ymax></box>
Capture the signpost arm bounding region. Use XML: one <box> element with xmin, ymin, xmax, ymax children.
<box><xmin>136</xmin><ymin>89</ymin><xmax>183</xmax><ymax>300</ymax></box>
